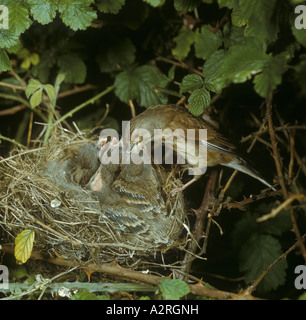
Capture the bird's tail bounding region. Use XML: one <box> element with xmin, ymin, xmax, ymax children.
<box><xmin>225</xmin><ymin>157</ymin><xmax>276</xmax><ymax>191</ymax></box>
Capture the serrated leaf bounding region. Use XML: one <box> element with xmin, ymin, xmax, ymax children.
<box><xmin>43</xmin><ymin>84</ymin><xmax>55</xmax><ymax>103</ymax></box>
<box><xmin>188</xmin><ymin>88</ymin><xmax>210</xmax><ymax>116</ymax></box>
<box><xmin>195</xmin><ymin>25</ymin><xmax>223</xmax><ymax>60</ymax></box>
<box><xmin>143</xmin><ymin>0</ymin><xmax>165</xmax><ymax>7</ymax></box>
<box><xmin>0</xmin><ymin>29</ymin><xmax>19</xmax><ymax>49</ymax></box>
<box><xmin>30</xmin><ymin>88</ymin><xmax>43</xmax><ymax>108</ymax></box>
<box><xmin>25</xmin><ymin>79</ymin><xmax>42</xmax><ymax>99</ymax></box>
<box><xmin>58</xmin><ymin>0</ymin><xmax>97</xmax><ymax>31</ymax></box>
<box><xmin>3</xmin><ymin>2</ymin><xmax>32</xmax><ymax>36</ymax></box>
<box><xmin>219</xmin><ymin>37</ymin><xmax>269</xmax><ymax>84</ymax></box>
<box><xmin>180</xmin><ymin>74</ymin><xmax>203</xmax><ymax>93</ymax></box>
<box><xmin>114</xmin><ymin>65</ymin><xmax>170</xmax><ymax>107</ymax></box>
<box><xmin>172</xmin><ymin>27</ymin><xmax>196</xmax><ymax>59</ymax></box>
<box><xmin>174</xmin><ymin>0</ymin><xmax>202</xmax><ymax>12</ymax></box>
<box><xmin>96</xmin><ymin>0</ymin><xmax>126</xmax><ymax>13</ymax></box>
<box><xmin>159</xmin><ymin>279</ymin><xmax>190</xmax><ymax>300</ymax></box>
<box><xmin>204</xmin><ymin>77</ymin><xmax>222</xmax><ymax>94</ymax></box>
<box><xmin>14</xmin><ymin>229</ymin><xmax>35</xmax><ymax>264</ymax></box>
<box><xmin>57</xmin><ymin>54</ymin><xmax>87</xmax><ymax>84</ymax></box>
<box><xmin>238</xmin><ymin>0</ymin><xmax>278</xmax><ymax>43</ymax></box>
<box><xmin>27</xmin><ymin>0</ymin><xmax>58</xmax><ymax>25</ymax></box>
<box><xmin>239</xmin><ymin>234</ymin><xmax>287</xmax><ymax>292</ymax></box>
<box><xmin>254</xmin><ymin>52</ymin><xmax>288</xmax><ymax>99</ymax></box>
<box><xmin>97</xmin><ymin>37</ymin><xmax>136</xmax><ymax>73</ymax></box>
<box><xmin>0</xmin><ymin>49</ymin><xmax>12</xmax><ymax>71</ymax></box>
<box><xmin>292</xmin><ymin>25</ymin><xmax>306</xmax><ymax>48</ymax></box>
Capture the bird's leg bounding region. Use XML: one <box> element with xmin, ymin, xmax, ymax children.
<box><xmin>170</xmin><ymin>175</ymin><xmax>201</xmax><ymax>194</ymax></box>
<box><xmin>170</xmin><ymin>177</ymin><xmax>198</xmax><ymax>194</ymax></box>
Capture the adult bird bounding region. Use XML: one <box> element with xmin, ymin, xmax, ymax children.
<box><xmin>128</xmin><ymin>104</ymin><xmax>275</xmax><ymax>192</ymax></box>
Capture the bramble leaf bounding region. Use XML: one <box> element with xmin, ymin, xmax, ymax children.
<box><xmin>188</xmin><ymin>88</ymin><xmax>211</xmax><ymax>116</ymax></box>
<box><xmin>0</xmin><ymin>49</ymin><xmax>12</xmax><ymax>71</ymax></box>
<box><xmin>58</xmin><ymin>0</ymin><xmax>97</xmax><ymax>31</ymax></box>
<box><xmin>159</xmin><ymin>279</ymin><xmax>190</xmax><ymax>300</ymax></box>
<box><xmin>27</xmin><ymin>0</ymin><xmax>58</xmax><ymax>25</ymax></box>
<box><xmin>180</xmin><ymin>74</ymin><xmax>203</xmax><ymax>93</ymax></box>
<box><xmin>57</xmin><ymin>54</ymin><xmax>87</xmax><ymax>84</ymax></box>
<box><xmin>114</xmin><ymin>65</ymin><xmax>169</xmax><ymax>107</ymax></box>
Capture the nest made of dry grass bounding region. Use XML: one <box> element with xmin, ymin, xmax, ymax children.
<box><xmin>0</xmin><ymin>131</ymin><xmax>190</xmax><ymax>267</ymax></box>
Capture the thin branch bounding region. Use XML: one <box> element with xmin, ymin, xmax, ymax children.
<box><xmin>256</xmin><ymin>194</ymin><xmax>306</xmax><ymax>222</ymax></box>
<box><xmin>266</xmin><ymin>101</ymin><xmax>288</xmax><ymax>198</ymax></box>
<box><xmin>57</xmin><ymin>84</ymin><xmax>98</xmax><ymax>99</ymax></box>
<box><xmin>156</xmin><ymin>56</ymin><xmax>205</xmax><ymax>78</ymax></box>
<box><xmin>0</xmin><ymin>245</ymin><xmax>260</xmax><ymax>300</ymax></box>
<box><xmin>0</xmin><ymin>104</ymin><xmax>26</xmax><ymax>116</ymax></box>
<box><xmin>182</xmin><ymin>169</ymin><xmax>218</xmax><ymax>275</ymax></box>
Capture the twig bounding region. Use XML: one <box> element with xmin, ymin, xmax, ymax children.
<box><xmin>0</xmin><ymin>104</ymin><xmax>26</xmax><ymax>116</ymax></box>
<box><xmin>57</xmin><ymin>84</ymin><xmax>98</xmax><ymax>99</ymax></box>
<box><xmin>256</xmin><ymin>194</ymin><xmax>306</xmax><ymax>222</ymax></box>
<box><xmin>0</xmin><ymin>245</ymin><xmax>260</xmax><ymax>300</ymax></box>
<box><xmin>225</xmin><ymin>190</ymin><xmax>282</xmax><ymax>211</ymax></box>
<box><xmin>51</xmin><ymin>85</ymin><xmax>114</xmax><ymax>129</ymax></box>
<box><xmin>128</xmin><ymin>99</ymin><xmax>136</xmax><ymax>118</ymax></box>
<box><xmin>0</xmin><ymin>135</ymin><xmax>27</xmax><ymax>149</ymax></box>
<box><xmin>96</xmin><ymin>103</ymin><xmax>110</xmax><ymax>127</ymax></box>
<box><xmin>288</xmin><ymin>131</ymin><xmax>295</xmax><ymax>180</ymax></box>
<box><xmin>266</xmin><ymin>101</ymin><xmax>288</xmax><ymax>198</ymax></box>
<box><xmin>182</xmin><ymin>169</ymin><xmax>218</xmax><ymax>275</ymax></box>
<box><xmin>0</xmin><ymin>81</ymin><xmax>25</xmax><ymax>91</ymax></box>
<box><xmin>156</xmin><ymin>56</ymin><xmax>205</xmax><ymax>78</ymax></box>
<box><xmin>27</xmin><ymin>111</ymin><xmax>34</xmax><ymax>148</ymax></box>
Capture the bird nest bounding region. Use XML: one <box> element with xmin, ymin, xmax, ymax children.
<box><xmin>0</xmin><ymin>131</ymin><xmax>188</xmax><ymax>267</ymax></box>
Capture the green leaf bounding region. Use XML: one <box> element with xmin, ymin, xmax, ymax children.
<box><xmin>114</xmin><ymin>65</ymin><xmax>170</xmax><ymax>107</ymax></box>
<box><xmin>14</xmin><ymin>229</ymin><xmax>35</xmax><ymax>264</ymax></box>
<box><xmin>219</xmin><ymin>37</ymin><xmax>269</xmax><ymax>84</ymax></box>
<box><xmin>27</xmin><ymin>0</ymin><xmax>58</xmax><ymax>25</ymax></box>
<box><xmin>238</xmin><ymin>0</ymin><xmax>279</xmax><ymax>43</ymax></box>
<box><xmin>159</xmin><ymin>279</ymin><xmax>190</xmax><ymax>300</ymax></box>
<box><xmin>194</xmin><ymin>25</ymin><xmax>223</xmax><ymax>60</ymax></box>
<box><xmin>2</xmin><ymin>1</ymin><xmax>32</xmax><ymax>36</ymax></box>
<box><xmin>188</xmin><ymin>88</ymin><xmax>211</xmax><ymax>116</ymax></box>
<box><xmin>0</xmin><ymin>29</ymin><xmax>19</xmax><ymax>49</ymax></box>
<box><xmin>30</xmin><ymin>88</ymin><xmax>43</xmax><ymax>108</ymax></box>
<box><xmin>239</xmin><ymin>234</ymin><xmax>288</xmax><ymax>292</ymax></box>
<box><xmin>254</xmin><ymin>52</ymin><xmax>288</xmax><ymax>99</ymax></box>
<box><xmin>0</xmin><ymin>49</ymin><xmax>12</xmax><ymax>71</ymax></box>
<box><xmin>43</xmin><ymin>84</ymin><xmax>55</xmax><ymax>103</ymax></box>
<box><xmin>204</xmin><ymin>77</ymin><xmax>222</xmax><ymax>94</ymax></box>
<box><xmin>292</xmin><ymin>25</ymin><xmax>306</xmax><ymax>48</ymax></box>
<box><xmin>32</xmin><ymin>50</ymin><xmax>56</xmax><ymax>83</ymax></box>
<box><xmin>180</xmin><ymin>74</ymin><xmax>203</xmax><ymax>93</ymax></box>
<box><xmin>57</xmin><ymin>54</ymin><xmax>87</xmax><ymax>84</ymax></box>
<box><xmin>174</xmin><ymin>0</ymin><xmax>202</xmax><ymax>12</ymax></box>
<box><xmin>97</xmin><ymin>37</ymin><xmax>136</xmax><ymax>73</ymax></box>
<box><xmin>71</xmin><ymin>290</ymin><xmax>109</xmax><ymax>300</ymax></box>
<box><xmin>172</xmin><ymin>27</ymin><xmax>196</xmax><ymax>59</ymax></box>
<box><xmin>96</xmin><ymin>0</ymin><xmax>126</xmax><ymax>14</ymax></box>
<box><xmin>25</xmin><ymin>79</ymin><xmax>43</xmax><ymax>99</ymax></box>
<box><xmin>58</xmin><ymin>0</ymin><xmax>97</xmax><ymax>31</ymax></box>
<box><xmin>203</xmin><ymin>49</ymin><xmax>226</xmax><ymax>91</ymax></box>
<box><xmin>143</xmin><ymin>0</ymin><xmax>165</xmax><ymax>7</ymax></box>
